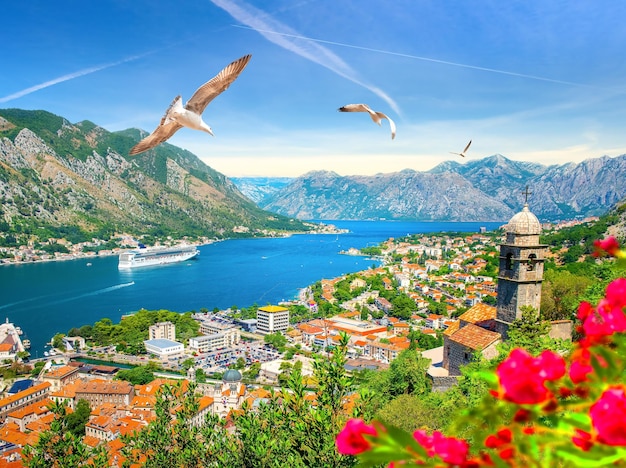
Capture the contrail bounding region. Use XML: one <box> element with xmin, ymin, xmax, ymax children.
<box><xmin>211</xmin><ymin>0</ymin><xmax>400</xmax><ymax>114</ymax></box>
<box><xmin>0</xmin><ymin>52</ymin><xmax>153</xmax><ymax>103</ymax></box>
<box><xmin>233</xmin><ymin>25</ymin><xmax>599</xmax><ymax>89</ymax></box>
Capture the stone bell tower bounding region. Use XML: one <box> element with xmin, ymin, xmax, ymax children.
<box><xmin>495</xmin><ymin>188</ymin><xmax>546</xmax><ymax>338</ymax></box>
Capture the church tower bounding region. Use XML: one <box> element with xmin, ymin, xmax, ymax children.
<box><xmin>495</xmin><ymin>196</ymin><xmax>546</xmax><ymax>338</ymax></box>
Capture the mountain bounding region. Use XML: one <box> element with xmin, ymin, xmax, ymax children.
<box><xmin>259</xmin><ymin>155</ymin><xmax>626</xmax><ymax>221</ymax></box>
<box><xmin>0</xmin><ymin>109</ymin><xmax>311</xmax><ymax>242</ymax></box>
<box><xmin>230</xmin><ymin>177</ymin><xmax>294</xmax><ymax>204</ymax></box>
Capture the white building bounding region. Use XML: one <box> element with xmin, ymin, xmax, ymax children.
<box><xmin>188</xmin><ymin>333</ymin><xmax>232</xmax><ymax>353</ymax></box>
<box><xmin>143</xmin><ymin>338</ymin><xmax>184</xmax><ymax>358</ymax></box>
<box><xmin>195</xmin><ymin>318</ymin><xmax>241</xmax><ymax>347</ymax></box>
<box><xmin>149</xmin><ymin>322</ymin><xmax>176</xmax><ymax>341</ymax></box>
<box><xmin>256</xmin><ymin>305</ymin><xmax>290</xmax><ymax>334</ymax></box>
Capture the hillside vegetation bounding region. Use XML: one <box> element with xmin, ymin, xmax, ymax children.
<box><xmin>0</xmin><ymin>108</ymin><xmax>312</xmax><ymax>247</ymax></box>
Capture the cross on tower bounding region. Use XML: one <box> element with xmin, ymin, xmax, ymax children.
<box><xmin>522</xmin><ymin>185</ymin><xmax>532</xmax><ymax>203</ymax></box>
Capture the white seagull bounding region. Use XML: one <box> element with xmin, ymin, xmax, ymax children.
<box><xmin>129</xmin><ymin>54</ymin><xmax>252</xmax><ymax>155</ymax></box>
<box><xmin>338</xmin><ymin>103</ymin><xmax>396</xmax><ymax>140</ymax></box>
<box><xmin>449</xmin><ymin>140</ymin><xmax>472</xmax><ymax>158</ymax></box>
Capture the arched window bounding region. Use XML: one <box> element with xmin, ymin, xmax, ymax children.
<box><xmin>505</xmin><ymin>253</ymin><xmax>513</xmax><ymax>271</ymax></box>
<box><xmin>527</xmin><ymin>253</ymin><xmax>537</xmax><ymax>271</ymax></box>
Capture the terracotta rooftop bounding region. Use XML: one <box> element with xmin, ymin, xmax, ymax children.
<box><xmin>0</xmin><ymin>382</ymin><xmax>50</xmax><ymax>408</ymax></box>
<box><xmin>44</xmin><ymin>365</ymin><xmax>78</xmax><ymax>379</ymax></box>
<box><xmin>458</xmin><ymin>303</ymin><xmax>497</xmax><ymax>324</ymax></box>
<box><xmin>449</xmin><ymin>323</ymin><xmax>501</xmax><ymax>350</ymax></box>
<box><xmin>75</xmin><ymin>379</ymin><xmax>132</xmax><ymax>395</ymax></box>
<box><xmin>443</xmin><ymin>321</ymin><xmax>460</xmax><ymax>336</ymax></box>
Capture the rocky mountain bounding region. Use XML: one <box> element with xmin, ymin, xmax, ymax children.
<box><xmin>258</xmin><ymin>155</ymin><xmax>626</xmax><ymax>221</ymax></box>
<box><xmin>0</xmin><ymin>109</ymin><xmax>310</xmax><ymax>242</ymax></box>
<box><xmin>230</xmin><ymin>177</ymin><xmax>294</xmax><ymax>204</ymax></box>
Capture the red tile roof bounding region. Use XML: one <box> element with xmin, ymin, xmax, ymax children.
<box><xmin>449</xmin><ymin>323</ymin><xmax>500</xmax><ymax>350</ymax></box>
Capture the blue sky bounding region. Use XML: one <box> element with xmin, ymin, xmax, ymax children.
<box><xmin>2</xmin><ymin>1</ymin><xmax>626</xmax><ymax>177</ymax></box>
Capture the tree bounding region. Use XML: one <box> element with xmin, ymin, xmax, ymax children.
<box><xmin>194</xmin><ymin>367</ymin><xmax>207</xmax><ymax>383</ymax></box>
<box><xmin>390</xmin><ymin>293</ymin><xmax>416</xmax><ymax>319</ymax></box>
<box><xmin>264</xmin><ymin>332</ymin><xmax>287</xmax><ymax>351</ymax></box>
<box><xmin>181</xmin><ymin>358</ymin><xmax>196</xmax><ymax>372</ymax></box>
<box><xmin>121</xmin><ymin>382</ymin><xmax>241</xmax><ymax>467</ymax></box>
<box><xmin>541</xmin><ymin>269</ymin><xmax>592</xmax><ymax>321</ymax></box>
<box><xmin>65</xmin><ymin>399</ymin><xmax>91</xmax><ymax>437</ymax></box>
<box><xmin>115</xmin><ymin>365</ymin><xmax>155</xmax><ymax>385</ymax></box>
<box><xmin>22</xmin><ymin>400</ymin><xmax>108</xmax><ymax>467</ymax></box>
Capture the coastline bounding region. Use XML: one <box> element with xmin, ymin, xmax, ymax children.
<box><xmin>0</xmin><ymin>225</ymin><xmax>349</xmax><ymax>268</ymax></box>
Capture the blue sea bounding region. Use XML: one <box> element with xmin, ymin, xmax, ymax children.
<box><xmin>0</xmin><ymin>220</ymin><xmax>504</xmax><ymax>355</ymax></box>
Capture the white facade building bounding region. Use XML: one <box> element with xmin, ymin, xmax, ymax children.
<box><xmin>188</xmin><ymin>333</ymin><xmax>232</xmax><ymax>353</ymax></box>
<box><xmin>256</xmin><ymin>305</ymin><xmax>290</xmax><ymax>334</ymax></box>
<box><xmin>143</xmin><ymin>338</ymin><xmax>184</xmax><ymax>358</ymax></box>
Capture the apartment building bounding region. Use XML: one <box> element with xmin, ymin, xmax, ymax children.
<box><xmin>256</xmin><ymin>305</ymin><xmax>290</xmax><ymax>334</ymax></box>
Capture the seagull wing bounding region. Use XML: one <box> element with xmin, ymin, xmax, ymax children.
<box><xmin>185</xmin><ymin>54</ymin><xmax>252</xmax><ymax>115</ymax></box>
<box><xmin>463</xmin><ymin>140</ymin><xmax>472</xmax><ymax>153</ymax></box>
<box><xmin>338</xmin><ymin>103</ymin><xmax>373</xmax><ymax>113</ymax></box>
<box><xmin>129</xmin><ymin>121</ymin><xmax>183</xmax><ymax>155</ymax></box>
<box><xmin>375</xmin><ymin>111</ymin><xmax>396</xmax><ymax>140</ymax></box>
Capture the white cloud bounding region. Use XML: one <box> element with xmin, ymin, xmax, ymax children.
<box><xmin>210</xmin><ymin>0</ymin><xmax>400</xmax><ymax>114</ymax></box>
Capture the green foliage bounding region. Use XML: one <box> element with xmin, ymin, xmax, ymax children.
<box><xmin>541</xmin><ymin>269</ymin><xmax>593</xmax><ymax>321</ymax></box>
<box><xmin>121</xmin><ymin>382</ymin><xmax>242</xmax><ymax>467</ymax></box>
<box><xmin>65</xmin><ymin>399</ymin><xmax>91</xmax><ymax>437</ymax></box>
<box><xmin>360</xmin><ymin>246</ymin><xmax>382</xmax><ymax>256</ymax></box>
<box><xmin>264</xmin><ymin>332</ymin><xmax>288</xmax><ymax>351</ymax></box>
<box><xmin>72</xmin><ymin>309</ymin><xmax>199</xmax><ymax>350</ymax></box>
<box><xmin>22</xmin><ymin>400</ymin><xmax>108</xmax><ymax>467</ymax></box>
<box><xmin>115</xmin><ymin>365</ymin><xmax>156</xmax><ymax>385</ymax></box>
<box><xmin>118</xmin><ymin>336</ymin><xmax>359</xmax><ymax>467</ymax></box>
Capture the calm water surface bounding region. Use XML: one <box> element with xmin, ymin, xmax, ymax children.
<box><xmin>0</xmin><ymin>220</ymin><xmax>503</xmax><ymax>355</ymax></box>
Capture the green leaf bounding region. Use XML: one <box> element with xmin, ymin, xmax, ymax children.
<box><xmin>556</xmin><ymin>446</ymin><xmax>626</xmax><ymax>467</ymax></box>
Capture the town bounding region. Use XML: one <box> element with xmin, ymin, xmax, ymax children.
<box><xmin>0</xmin><ymin>206</ymin><xmax>586</xmax><ymax>465</ymax></box>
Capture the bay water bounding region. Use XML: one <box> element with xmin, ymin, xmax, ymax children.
<box><xmin>0</xmin><ymin>220</ymin><xmax>504</xmax><ymax>355</ymax></box>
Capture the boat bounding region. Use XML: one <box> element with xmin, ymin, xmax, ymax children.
<box><xmin>118</xmin><ymin>245</ymin><xmax>199</xmax><ymax>269</ymax></box>
<box><xmin>22</xmin><ymin>339</ymin><xmax>31</xmax><ymax>349</ymax></box>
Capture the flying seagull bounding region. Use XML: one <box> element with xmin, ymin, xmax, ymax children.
<box><xmin>449</xmin><ymin>140</ymin><xmax>472</xmax><ymax>158</ymax></box>
<box><xmin>338</xmin><ymin>103</ymin><xmax>396</xmax><ymax>140</ymax></box>
<box><xmin>129</xmin><ymin>54</ymin><xmax>252</xmax><ymax>155</ymax></box>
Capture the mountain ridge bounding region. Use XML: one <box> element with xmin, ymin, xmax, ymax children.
<box><xmin>239</xmin><ymin>154</ymin><xmax>626</xmax><ymax>222</ymax></box>
<box><xmin>0</xmin><ymin>108</ymin><xmax>311</xmax><ymax>245</ymax></box>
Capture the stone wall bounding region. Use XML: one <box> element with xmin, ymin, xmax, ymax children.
<box><xmin>429</xmin><ymin>375</ymin><xmax>460</xmax><ymax>393</ymax></box>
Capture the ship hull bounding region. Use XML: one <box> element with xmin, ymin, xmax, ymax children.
<box><xmin>118</xmin><ymin>246</ymin><xmax>199</xmax><ymax>269</ymax></box>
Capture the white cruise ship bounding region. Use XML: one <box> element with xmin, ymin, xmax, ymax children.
<box><xmin>118</xmin><ymin>245</ymin><xmax>199</xmax><ymax>269</ymax></box>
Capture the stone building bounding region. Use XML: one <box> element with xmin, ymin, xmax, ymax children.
<box><xmin>495</xmin><ymin>203</ymin><xmax>546</xmax><ymax>338</ymax></box>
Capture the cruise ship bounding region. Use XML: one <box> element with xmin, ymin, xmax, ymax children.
<box><xmin>118</xmin><ymin>245</ymin><xmax>199</xmax><ymax>269</ymax></box>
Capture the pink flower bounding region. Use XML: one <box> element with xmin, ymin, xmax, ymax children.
<box><xmin>569</xmin><ymin>348</ymin><xmax>593</xmax><ymax>384</ymax></box>
<box><xmin>484</xmin><ymin>428</ymin><xmax>512</xmax><ymax>448</ymax></box>
<box><xmin>593</xmin><ymin>237</ymin><xmax>620</xmax><ymax>257</ymax></box>
<box><xmin>413</xmin><ymin>430</ymin><xmax>469</xmax><ymax>465</ymax></box>
<box><xmin>606</xmin><ymin>278</ymin><xmax>626</xmax><ymax>309</ymax></box>
<box><xmin>537</xmin><ymin>349</ymin><xmax>567</xmax><ymax>380</ymax></box>
<box><xmin>496</xmin><ymin>349</ymin><xmax>565</xmax><ymax>404</ymax></box>
<box><xmin>572</xmin><ymin>429</ymin><xmax>593</xmax><ymax>451</ymax></box>
<box><xmin>590</xmin><ymin>387</ymin><xmax>626</xmax><ymax>446</ymax></box>
<box><xmin>582</xmin><ymin>299</ymin><xmax>626</xmax><ymax>338</ymax></box>
<box><xmin>336</xmin><ymin>419</ymin><xmax>377</xmax><ymax>455</ymax></box>
<box><xmin>577</xmin><ymin>301</ymin><xmax>594</xmax><ymax>321</ymax></box>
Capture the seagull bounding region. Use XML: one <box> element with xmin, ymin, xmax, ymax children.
<box><xmin>129</xmin><ymin>54</ymin><xmax>252</xmax><ymax>155</ymax></box>
<box><xmin>449</xmin><ymin>140</ymin><xmax>472</xmax><ymax>158</ymax></box>
<box><xmin>338</xmin><ymin>103</ymin><xmax>396</xmax><ymax>140</ymax></box>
